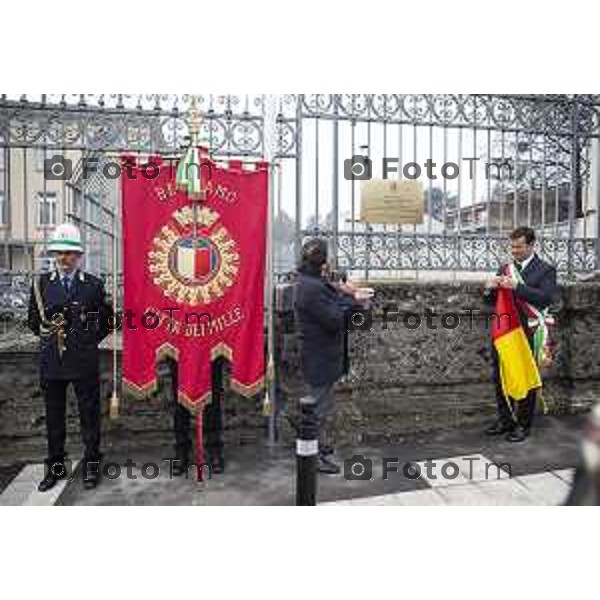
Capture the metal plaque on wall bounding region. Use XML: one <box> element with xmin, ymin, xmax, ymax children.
<box><xmin>360</xmin><ymin>179</ymin><xmax>424</xmax><ymax>224</ymax></box>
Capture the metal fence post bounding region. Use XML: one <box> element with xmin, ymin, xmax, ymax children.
<box><xmin>294</xmin><ymin>95</ymin><xmax>304</xmax><ymax>262</ymax></box>
<box><xmin>568</xmin><ymin>96</ymin><xmax>580</xmax><ymax>280</ymax></box>
<box><xmin>296</xmin><ymin>394</ymin><xmax>318</xmax><ymax>506</ymax></box>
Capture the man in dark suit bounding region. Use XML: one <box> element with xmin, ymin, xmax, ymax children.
<box><xmin>483</xmin><ymin>226</ymin><xmax>558</xmax><ymax>442</ymax></box>
<box><xmin>167</xmin><ymin>356</ymin><xmax>226</xmax><ymax>476</ymax></box>
<box><xmin>294</xmin><ymin>238</ymin><xmax>360</xmax><ymax>474</ymax></box>
<box><xmin>27</xmin><ymin>223</ymin><xmax>114</xmax><ymax>491</ymax></box>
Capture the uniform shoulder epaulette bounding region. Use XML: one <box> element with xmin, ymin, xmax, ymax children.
<box><xmin>80</xmin><ymin>271</ymin><xmax>101</xmax><ymax>284</ymax></box>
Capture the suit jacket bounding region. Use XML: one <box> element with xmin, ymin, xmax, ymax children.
<box><xmin>27</xmin><ymin>269</ymin><xmax>114</xmax><ymax>380</ymax></box>
<box><xmin>294</xmin><ymin>268</ymin><xmax>354</xmax><ymax>387</ymax></box>
<box><xmin>483</xmin><ymin>253</ymin><xmax>558</xmax><ymax>328</ymax></box>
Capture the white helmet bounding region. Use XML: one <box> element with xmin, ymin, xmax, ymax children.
<box><xmin>48</xmin><ymin>222</ymin><xmax>84</xmax><ymax>254</ymax></box>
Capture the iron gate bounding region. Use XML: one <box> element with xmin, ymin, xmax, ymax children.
<box><xmin>1</xmin><ymin>94</ymin><xmax>599</xmax><ymax>284</ymax></box>
<box><xmin>292</xmin><ymin>94</ymin><xmax>600</xmax><ymax>279</ymax></box>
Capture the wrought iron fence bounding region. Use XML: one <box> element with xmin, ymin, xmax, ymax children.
<box><xmin>1</xmin><ymin>94</ymin><xmax>599</xmax><ymax>281</ymax></box>
<box><xmin>293</xmin><ymin>94</ymin><xmax>600</xmax><ymax>279</ymax></box>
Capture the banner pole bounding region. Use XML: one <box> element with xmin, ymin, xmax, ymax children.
<box><xmin>109</xmin><ymin>182</ymin><xmax>120</xmax><ymax>419</ymax></box>
<box><xmin>185</xmin><ymin>95</ymin><xmax>209</xmax><ymax>480</ymax></box>
<box><xmin>265</xmin><ymin>160</ymin><xmax>278</xmax><ymax>445</ymax></box>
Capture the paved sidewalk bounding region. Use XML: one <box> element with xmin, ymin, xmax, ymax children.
<box><xmin>321</xmin><ymin>457</ymin><xmax>573</xmax><ymax>506</ymax></box>
<box><xmin>0</xmin><ymin>415</ymin><xmax>584</xmax><ymax>506</ymax></box>
<box><xmin>0</xmin><ymin>462</ymin><xmax>79</xmax><ymax>506</ymax></box>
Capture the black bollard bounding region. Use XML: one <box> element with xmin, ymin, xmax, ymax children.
<box><xmin>296</xmin><ymin>394</ymin><xmax>319</xmax><ymax>506</ymax></box>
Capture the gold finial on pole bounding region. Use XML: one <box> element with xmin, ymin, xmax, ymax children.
<box><xmin>188</xmin><ymin>95</ymin><xmax>202</xmax><ymax>139</ymax></box>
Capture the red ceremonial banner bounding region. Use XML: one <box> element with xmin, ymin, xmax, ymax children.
<box><xmin>121</xmin><ymin>153</ymin><xmax>269</xmax><ymax>412</ymax></box>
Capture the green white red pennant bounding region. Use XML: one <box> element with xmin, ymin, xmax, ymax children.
<box><xmin>176</xmin><ymin>136</ymin><xmax>203</xmax><ymax>199</ymax></box>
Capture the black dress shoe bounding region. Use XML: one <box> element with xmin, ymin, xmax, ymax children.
<box><xmin>485</xmin><ymin>421</ymin><xmax>515</xmax><ymax>436</ymax></box>
<box><xmin>38</xmin><ymin>472</ymin><xmax>59</xmax><ymax>493</ymax></box>
<box><xmin>210</xmin><ymin>461</ymin><xmax>225</xmax><ymax>475</ymax></box>
<box><xmin>171</xmin><ymin>458</ymin><xmax>189</xmax><ymax>477</ymax></box>
<box><xmin>319</xmin><ymin>444</ymin><xmax>335</xmax><ymax>456</ymax></box>
<box><xmin>38</xmin><ymin>460</ymin><xmax>67</xmax><ymax>492</ymax></box>
<box><xmin>317</xmin><ymin>455</ymin><xmax>341</xmax><ymax>475</ymax></box>
<box><xmin>83</xmin><ymin>474</ymin><xmax>99</xmax><ymax>489</ymax></box>
<box><xmin>171</xmin><ymin>450</ymin><xmax>190</xmax><ymax>477</ymax></box>
<box><xmin>82</xmin><ymin>461</ymin><xmax>101</xmax><ymax>490</ymax></box>
<box><xmin>506</xmin><ymin>426</ymin><xmax>529</xmax><ymax>443</ymax></box>
<box><xmin>207</xmin><ymin>450</ymin><xmax>225</xmax><ymax>475</ymax></box>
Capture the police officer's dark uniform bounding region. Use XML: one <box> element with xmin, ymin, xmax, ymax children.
<box><xmin>27</xmin><ymin>266</ymin><xmax>113</xmax><ymax>491</ymax></box>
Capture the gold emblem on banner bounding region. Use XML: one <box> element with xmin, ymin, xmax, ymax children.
<box><xmin>206</xmin><ymin>180</ymin><xmax>239</xmax><ymax>204</ymax></box>
<box><xmin>148</xmin><ymin>206</ymin><xmax>240</xmax><ymax>305</ymax></box>
<box><xmin>155</xmin><ymin>182</ymin><xmax>177</xmax><ymax>203</ymax></box>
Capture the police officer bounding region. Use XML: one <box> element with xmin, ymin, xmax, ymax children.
<box><xmin>27</xmin><ymin>223</ymin><xmax>114</xmax><ymax>492</ymax></box>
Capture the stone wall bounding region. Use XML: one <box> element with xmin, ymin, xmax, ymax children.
<box><xmin>277</xmin><ymin>280</ymin><xmax>600</xmax><ymax>443</ymax></box>
<box><xmin>0</xmin><ymin>351</ymin><xmax>265</xmax><ymax>462</ymax></box>
<box><xmin>1</xmin><ymin>281</ymin><xmax>599</xmax><ymax>461</ymax></box>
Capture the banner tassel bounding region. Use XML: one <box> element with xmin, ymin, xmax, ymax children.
<box><xmin>262</xmin><ymin>355</ymin><xmax>275</xmax><ymax>417</ymax></box>
<box><xmin>109</xmin><ymin>391</ymin><xmax>120</xmax><ymax>420</ymax></box>
<box><xmin>262</xmin><ymin>389</ymin><xmax>272</xmax><ymax>417</ymax></box>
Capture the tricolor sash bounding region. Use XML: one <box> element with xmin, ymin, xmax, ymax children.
<box><xmin>505</xmin><ymin>263</ymin><xmax>555</xmax><ymax>367</ymax></box>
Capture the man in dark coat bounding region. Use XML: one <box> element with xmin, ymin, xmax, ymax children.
<box><xmin>483</xmin><ymin>226</ymin><xmax>557</xmax><ymax>442</ymax></box>
<box><xmin>294</xmin><ymin>238</ymin><xmax>360</xmax><ymax>474</ymax></box>
<box><xmin>27</xmin><ymin>223</ymin><xmax>114</xmax><ymax>491</ymax></box>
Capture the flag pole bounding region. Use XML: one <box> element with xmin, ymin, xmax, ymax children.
<box><xmin>109</xmin><ymin>175</ymin><xmax>120</xmax><ymax>419</ymax></box>
<box><xmin>263</xmin><ymin>95</ymin><xmax>281</xmax><ymax>445</ymax></box>
<box><xmin>264</xmin><ymin>159</ymin><xmax>278</xmax><ymax>445</ymax></box>
<box><xmin>178</xmin><ymin>95</ymin><xmax>208</xmax><ymax>479</ymax></box>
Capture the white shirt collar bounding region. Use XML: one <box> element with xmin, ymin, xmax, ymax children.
<box><xmin>517</xmin><ymin>253</ymin><xmax>535</xmax><ymax>271</ymax></box>
<box><xmin>50</xmin><ymin>269</ymin><xmax>85</xmax><ymax>282</ymax></box>
<box><xmin>56</xmin><ymin>268</ymin><xmax>84</xmax><ymax>282</ymax></box>
<box><xmin>59</xmin><ymin>269</ymin><xmax>76</xmax><ymax>281</ymax></box>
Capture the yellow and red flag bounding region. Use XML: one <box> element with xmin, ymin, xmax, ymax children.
<box><xmin>491</xmin><ymin>284</ymin><xmax>542</xmax><ymax>401</ymax></box>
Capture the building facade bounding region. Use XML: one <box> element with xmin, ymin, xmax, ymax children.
<box><xmin>0</xmin><ymin>146</ymin><xmax>119</xmax><ymax>274</ymax></box>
